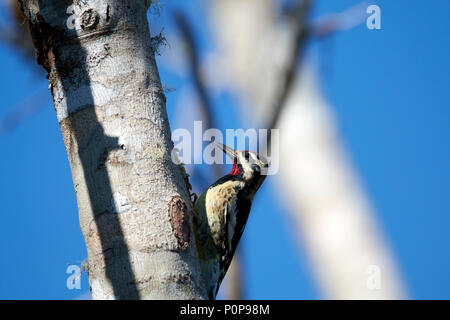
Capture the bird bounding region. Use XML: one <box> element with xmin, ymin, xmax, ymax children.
<box><xmin>193</xmin><ymin>142</ymin><xmax>269</xmax><ymax>299</ymax></box>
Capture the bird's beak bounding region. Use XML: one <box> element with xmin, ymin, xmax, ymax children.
<box><xmin>214</xmin><ymin>142</ymin><xmax>236</xmax><ymax>159</ymax></box>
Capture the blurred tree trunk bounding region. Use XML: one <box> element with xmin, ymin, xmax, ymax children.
<box><xmin>208</xmin><ymin>0</ymin><xmax>406</xmax><ymax>299</ymax></box>
<box><xmin>20</xmin><ymin>0</ymin><xmax>206</xmax><ymax>299</ymax></box>
<box><xmin>224</xmin><ymin>251</ymin><xmax>244</xmax><ymax>299</ymax></box>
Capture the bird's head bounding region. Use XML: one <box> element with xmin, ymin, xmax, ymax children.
<box><xmin>215</xmin><ymin>142</ymin><xmax>269</xmax><ymax>186</ymax></box>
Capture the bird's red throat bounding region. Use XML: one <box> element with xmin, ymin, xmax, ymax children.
<box><xmin>230</xmin><ymin>160</ymin><xmax>242</xmax><ymax>176</ymax></box>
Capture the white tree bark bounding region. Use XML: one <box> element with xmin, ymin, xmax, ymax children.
<box><xmin>20</xmin><ymin>0</ymin><xmax>207</xmax><ymax>299</ymax></box>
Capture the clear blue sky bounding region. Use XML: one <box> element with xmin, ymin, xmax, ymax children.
<box><xmin>0</xmin><ymin>0</ymin><xmax>449</xmax><ymax>299</ymax></box>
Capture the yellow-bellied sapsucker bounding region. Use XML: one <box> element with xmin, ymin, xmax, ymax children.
<box><xmin>193</xmin><ymin>142</ymin><xmax>269</xmax><ymax>299</ymax></box>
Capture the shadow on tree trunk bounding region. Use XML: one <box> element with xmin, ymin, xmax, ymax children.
<box><xmin>56</xmin><ymin>42</ymin><xmax>140</xmax><ymax>299</ymax></box>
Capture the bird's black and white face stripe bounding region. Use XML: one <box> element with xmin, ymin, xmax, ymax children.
<box><xmin>235</xmin><ymin>150</ymin><xmax>269</xmax><ymax>181</ymax></box>
<box><xmin>214</xmin><ymin>142</ymin><xmax>270</xmax><ymax>181</ymax></box>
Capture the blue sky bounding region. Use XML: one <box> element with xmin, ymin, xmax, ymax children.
<box><xmin>0</xmin><ymin>0</ymin><xmax>449</xmax><ymax>299</ymax></box>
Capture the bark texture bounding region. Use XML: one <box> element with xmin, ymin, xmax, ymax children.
<box><xmin>20</xmin><ymin>0</ymin><xmax>206</xmax><ymax>299</ymax></box>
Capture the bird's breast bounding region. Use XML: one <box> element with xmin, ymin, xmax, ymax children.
<box><xmin>204</xmin><ymin>180</ymin><xmax>245</xmax><ymax>248</ymax></box>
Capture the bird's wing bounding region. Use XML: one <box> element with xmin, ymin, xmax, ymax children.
<box><xmin>216</xmin><ymin>184</ymin><xmax>252</xmax><ymax>297</ymax></box>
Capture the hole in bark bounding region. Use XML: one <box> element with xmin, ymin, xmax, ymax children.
<box><xmin>80</xmin><ymin>8</ymin><xmax>99</xmax><ymax>30</ymax></box>
<box><xmin>106</xmin><ymin>5</ymin><xmax>111</xmax><ymax>23</ymax></box>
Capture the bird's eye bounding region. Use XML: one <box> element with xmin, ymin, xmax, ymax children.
<box><xmin>244</xmin><ymin>152</ymin><xmax>250</xmax><ymax>160</ymax></box>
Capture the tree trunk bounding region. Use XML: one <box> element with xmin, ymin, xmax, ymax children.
<box><xmin>20</xmin><ymin>0</ymin><xmax>207</xmax><ymax>299</ymax></box>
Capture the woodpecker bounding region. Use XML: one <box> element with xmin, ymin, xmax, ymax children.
<box><xmin>193</xmin><ymin>142</ymin><xmax>269</xmax><ymax>299</ymax></box>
